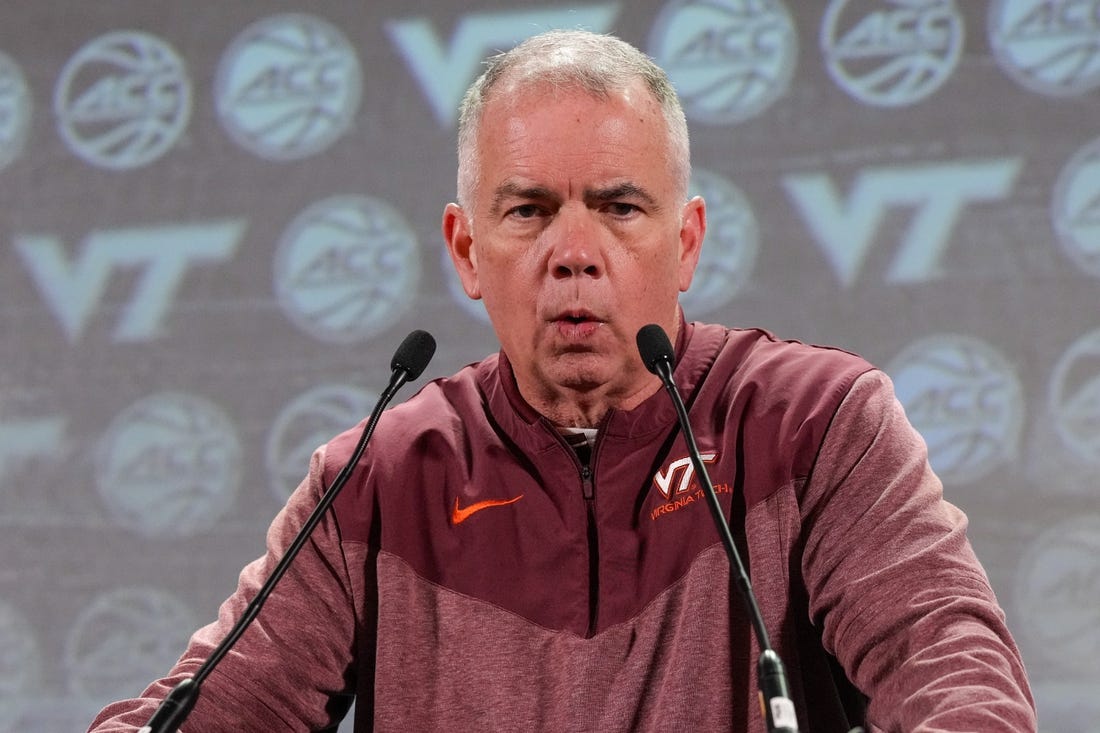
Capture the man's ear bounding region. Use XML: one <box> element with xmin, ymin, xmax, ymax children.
<box><xmin>442</xmin><ymin>203</ymin><xmax>481</xmax><ymax>300</ymax></box>
<box><xmin>677</xmin><ymin>195</ymin><xmax>707</xmax><ymax>292</ymax></box>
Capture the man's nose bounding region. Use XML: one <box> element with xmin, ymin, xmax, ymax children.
<box><xmin>546</xmin><ymin>205</ymin><xmax>605</xmax><ymax>279</ymax></box>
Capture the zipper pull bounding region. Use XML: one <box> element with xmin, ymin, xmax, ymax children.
<box><xmin>580</xmin><ymin>464</ymin><xmax>594</xmax><ymax>500</ymax></box>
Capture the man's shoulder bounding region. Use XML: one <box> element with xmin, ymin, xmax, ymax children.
<box><xmin>692</xmin><ymin>321</ymin><xmax>874</xmax><ymax>381</ymax></box>
<box><xmin>687</xmin><ymin>321</ymin><xmax>878</xmax><ymax>435</ymax></box>
<box><xmin>321</xmin><ymin>354</ymin><xmax>497</xmax><ymax>481</ymax></box>
<box><xmin>689</xmin><ymin>322</ymin><xmax>881</xmax><ymax>496</ymax></box>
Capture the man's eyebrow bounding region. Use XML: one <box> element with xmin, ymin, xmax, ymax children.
<box><xmin>585</xmin><ymin>182</ymin><xmax>659</xmax><ymax>209</ymax></box>
<box><xmin>489</xmin><ymin>181</ymin><xmax>559</xmax><ymax>216</ymax></box>
<box><xmin>487</xmin><ymin>180</ymin><xmax>661</xmax><ymax>216</ymax></box>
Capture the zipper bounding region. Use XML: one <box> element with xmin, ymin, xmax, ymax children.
<box><xmin>580</xmin><ymin>462</ymin><xmax>598</xmax><ymax>637</ymax></box>
<box><xmin>580</xmin><ymin>463</ymin><xmax>594</xmax><ymax>500</ymax></box>
<box><xmin>549</xmin><ymin>424</ymin><xmax>603</xmax><ymax>638</ymax></box>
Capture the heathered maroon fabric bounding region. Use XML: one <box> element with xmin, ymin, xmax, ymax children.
<box><xmin>88</xmin><ymin>321</ymin><xmax>1035</xmax><ymax>732</ymax></box>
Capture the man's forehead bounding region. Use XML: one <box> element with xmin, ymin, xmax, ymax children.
<box><xmin>469</xmin><ymin>77</ymin><xmax>676</xmax><ymax>208</ymax></box>
<box><xmin>477</xmin><ymin>80</ymin><xmax>666</xmax><ymax>158</ymax></box>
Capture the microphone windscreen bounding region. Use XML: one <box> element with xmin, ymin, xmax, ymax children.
<box><xmin>391</xmin><ymin>329</ymin><xmax>436</xmax><ymax>380</ymax></box>
<box><xmin>636</xmin><ymin>324</ymin><xmax>675</xmax><ymax>375</ymax></box>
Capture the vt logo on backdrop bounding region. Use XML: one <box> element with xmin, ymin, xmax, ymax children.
<box><xmin>783</xmin><ymin>159</ymin><xmax>1022</xmax><ymax>286</ymax></box>
<box><xmin>386</xmin><ymin>4</ymin><xmax>621</xmax><ymax>127</ymax></box>
<box><xmin>13</xmin><ymin>222</ymin><xmax>246</xmax><ymax>342</ymax></box>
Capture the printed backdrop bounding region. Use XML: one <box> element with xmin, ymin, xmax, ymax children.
<box><xmin>1</xmin><ymin>1</ymin><xmax>1097</xmax><ymax>730</ymax></box>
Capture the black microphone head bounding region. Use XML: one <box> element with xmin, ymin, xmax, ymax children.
<box><xmin>391</xmin><ymin>329</ymin><xmax>436</xmax><ymax>380</ymax></box>
<box><xmin>636</xmin><ymin>324</ymin><xmax>675</xmax><ymax>376</ymax></box>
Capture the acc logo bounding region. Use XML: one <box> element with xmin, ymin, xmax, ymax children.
<box><xmin>0</xmin><ymin>50</ymin><xmax>31</xmax><ymax>171</ymax></box>
<box><xmin>94</xmin><ymin>391</ymin><xmax>241</xmax><ymax>537</ymax></box>
<box><xmin>274</xmin><ymin>195</ymin><xmax>420</xmax><ymax>343</ymax></box>
<box><xmin>64</xmin><ymin>587</ymin><xmax>194</xmax><ymax>700</ymax></box>
<box><xmin>0</xmin><ymin>601</ymin><xmax>40</xmax><ymax>731</ymax></box>
<box><xmin>1052</xmin><ymin>136</ymin><xmax>1100</xmax><ymax>277</ymax></box>
<box><xmin>821</xmin><ymin>0</ymin><xmax>964</xmax><ymax>107</ymax></box>
<box><xmin>654</xmin><ymin>452</ymin><xmax>718</xmax><ymax>499</ymax></box>
<box><xmin>887</xmin><ymin>334</ymin><xmax>1023</xmax><ymax>484</ymax></box>
<box><xmin>1048</xmin><ymin>328</ymin><xmax>1100</xmax><ymax>465</ymax></box>
<box><xmin>1013</xmin><ymin>517</ymin><xmax>1100</xmax><ymax>675</ymax></box>
<box><xmin>648</xmin><ymin>0</ymin><xmax>797</xmax><ymax>125</ymax></box>
<box><xmin>989</xmin><ymin>0</ymin><xmax>1100</xmax><ymax>95</ymax></box>
<box><xmin>265</xmin><ymin>383</ymin><xmax>376</xmax><ymax>503</ymax></box>
<box><xmin>53</xmin><ymin>31</ymin><xmax>191</xmax><ymax>169</ymax></box>
<box><xmin>216</xmin><ymin>13</ymin><xmax>361</xmax><ymax>161</ymax></box>
<box><xmin>681</xmin><ymin>169</ymin><xmax>759</xmax><ymax>316</ymax></box>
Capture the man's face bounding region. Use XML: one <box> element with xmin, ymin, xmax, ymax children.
<box><xmin>444</xmin><ymin>80</ymin><xmax>705</xmax><ymax>415</ymax></box>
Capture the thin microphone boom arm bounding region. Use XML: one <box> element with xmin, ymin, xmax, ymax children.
<box><xmin>636</xmin><ymin>324</ymin><xmax>799</xmax><ymax>733</ymax></box>
<box><xmin>139</xmin><ymin>330</ymin><xmax>436</xmax><ymax>733</ymax></box>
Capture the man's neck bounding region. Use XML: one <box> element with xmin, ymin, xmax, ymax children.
<box><xmin>523</xmin><ymin>376</ymin><xmax>664</xmax><ymax>428</ymax></box>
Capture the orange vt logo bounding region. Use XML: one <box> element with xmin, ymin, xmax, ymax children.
<box><xmin>653</xmin><ymin>453</ymin><xmax>718</xmax><ymax>500</ymax></box>
<box><xmin>451</xmin><ymin>495</ymin><xmax>524</xmax><ymax>525</ymax></box>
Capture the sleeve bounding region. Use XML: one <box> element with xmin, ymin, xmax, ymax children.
<box><xmin>86</xmin><ymin>444</ymin><xmax>363</xmax><ymax>732</ymax></box>
<box><xmin>799</xmin><ymin>370</ymin><xmax>1036</xmax><ymax>732</ymax></box>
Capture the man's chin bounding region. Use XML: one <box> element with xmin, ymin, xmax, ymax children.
<box><xmin>548</xmin><ymin>353</ymin><xmax>654</xmax><ymax>396</ymax></box>
<box><xmin>543</xmin><ymin>352</ymin><xmax>617</xmax><ymax>391</ymax></box>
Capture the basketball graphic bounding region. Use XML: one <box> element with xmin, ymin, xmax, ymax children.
<box><xmin>64</xmin><ymin>588</ymin><xmax>194</xmax><ymax>700</ymax></box>
<box><xmin>216</xmin><ymin>13</ymin><xmax>361</xmax><ymax>160</ymax></box>
<box><xmin>54</xmin><ymin>31</ymin><xmax>191</xmax><ymax>169</ymax></box>
<box><xmin>274</xmin><ymin>195</ymin><xmax>420</xmax><ymax>343</ymax></box>
<box><xmin>989</xmin><ymin>0</ymin><xmax>1100</xmax><ymax>96</ymax></box>
<box><xmin>265</xmin><ymin>384</ymin><xmax>376</xmax><ymax>503</ymax></box>
<box><xmin>94</xmin><ymin>392</ymin><xmax>241</xmax><ymax>537</ymax></box>
<box><xmin>822</xmin><ymin>0</ymin><xmax>964</xmax><ymax>107</ymax></box>
<box><xmin>888</xmin><ymin>334</ymin><xmax>1024</xmax><ymax>484</ymax></box>
<box><xmin>649</xmin><ymin>0</ymin><xmax>798</xmax><ymax>124</ymax></box>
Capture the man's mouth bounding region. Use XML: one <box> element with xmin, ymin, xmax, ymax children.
<box><xmin>551</xmin><ymin>311</ymin><xmax>604</xmax><ymax>339</ymax></box>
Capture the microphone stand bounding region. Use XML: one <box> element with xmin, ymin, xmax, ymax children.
<box><xmin>638</xmin><ymin>325</ymin><xmax>800</xmax><ymax>733</ymax></box>
<box><xmin>139</xmin><ymin>330</ymin><xmax>435</xmax><ymax>733</ymax></box>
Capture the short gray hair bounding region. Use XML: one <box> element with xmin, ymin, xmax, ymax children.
<box><xmin>455</xmin><ymin>30</ymin><xmax>691</xmax><ymax>209</ymax></box>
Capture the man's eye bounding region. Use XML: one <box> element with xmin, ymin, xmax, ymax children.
<box><xmin>508</xmin><ymin>204</ymin><xmax>541</xmax><ymax>219</ymax></box>
<box><xmin>606</xmin><ymin>202</ymin><xmax>639</xmax><ymax>217</ymax></box>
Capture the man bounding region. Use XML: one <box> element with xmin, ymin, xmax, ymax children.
<box><xmin>90</xmin><ymin>30</ymin><xmax>1035</xmax><ymax>732</ymax></box>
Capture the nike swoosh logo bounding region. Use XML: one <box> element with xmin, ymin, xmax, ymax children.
<box><xmin>451</xmin><ymin>495</ymin><xmax>524</xmax><ymax>525</ymax></box>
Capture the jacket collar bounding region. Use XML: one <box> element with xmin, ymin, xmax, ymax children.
<box><xmin>476</xmin><ymin>313</ymin><xmax>728</xmax><ymax>453</ymax></box>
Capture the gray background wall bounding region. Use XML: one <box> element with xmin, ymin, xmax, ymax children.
<box><xmin>0</xmin><ymin>1</ymin><xmax>1097</xmax><ymax>730</ymax></box>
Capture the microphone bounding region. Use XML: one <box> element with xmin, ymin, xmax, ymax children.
<box><xmin>390</xmin><ymin>328</ymin><xmax>435</xmax><ymax>380</ymax></box>
<box><xmin>636</xmin><ymin>324</ymin><xmax>800</xmax><ymax>733</ymax></box>
<box><xmin>139</xmin><ymin>329</ymin><xmax>437</xmax><ymax>733</ymax></box>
